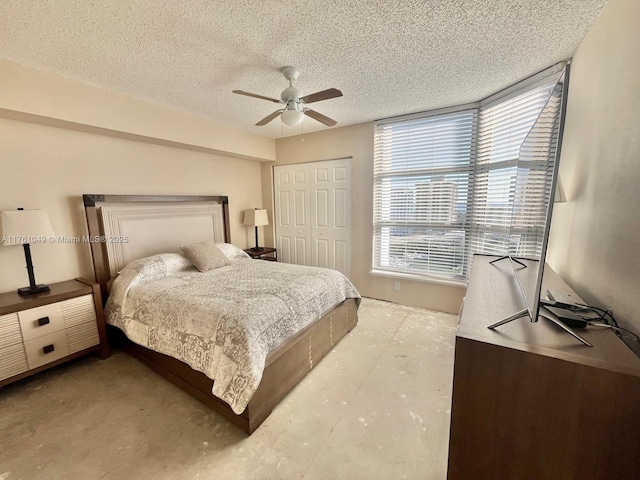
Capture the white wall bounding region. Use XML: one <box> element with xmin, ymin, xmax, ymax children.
<box><xmin>0</xmin><ymin>63</ymin><xmax>270</xmax><ymax>293</ymax></box>
<box><xmin>0</xmin><ymin>60</ymin><xmax>275</xmax><ymax>162</ymax></box>
<box><xmin>547</xmin><ymin>0</ymin><xmax>640</xmax><ymax>352</ymax></box>
<box><xmin>267</xmin><ymin>123</ymin><xmax>466</xmax><ymax>314</ymax></box>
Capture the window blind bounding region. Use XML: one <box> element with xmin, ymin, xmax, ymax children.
<box><xmin>373</xmin><ymin>109</ymin><xmax>477</xmax><ymax>280</ymax></box>
<box><xmin>373</xmin><ymin>64</ymin><xmax>565</xmax><ymax>282</ymax></box>
<box><xmin>470</xmin><ymin>79</ymin><xmax>562</xmax><ymax>258</ymax></box>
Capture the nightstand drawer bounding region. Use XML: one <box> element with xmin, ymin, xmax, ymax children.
<box><xmin>0</xmin><ymin>343</ymin><xmax>28</xmax><ymax>381</ymax></box>
<box><xmin>66</xmin><ymin>321</ymin><xmax>100</xmax><ymax>354</ymax></box>
<box><xmin>18</xmin><ymin>303</ymin><xmax>65</xmax><ymax>341</ymax></box>
<box><xmin>0</xmin><ymin>313</ymin><xmax>22</xmax><ymax>349</ymax></box>
<box><xmin>24</xmin><ymin>330</ymin><xmax>70</xmax><ymax>369</ymax></box>
<box><xmin>61</xmin><ymin>294</ymin><xmax>97</xmax><ymax>327</ymax></box>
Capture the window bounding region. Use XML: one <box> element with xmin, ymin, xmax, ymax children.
<box><xmin>373</xmin><ymin>66</ymin><xmax>565</xmax><ymax>282</ymax></box>
<box><xmin>373</xmin><ymin>109</ymin><xmax>476</xmax><ymax>280</ymax></box>
<box><xmin>470</xmin><ymin>79</ymin><xmax>563</xmax><ymax>259</ymax></box>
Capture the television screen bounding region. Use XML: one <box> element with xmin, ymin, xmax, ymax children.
<box><xmin>510</xmin><ymin>70</ymin><xmax>567</xmax><ymax>323</ymax></box>
<box><xmin>485</xmin><ymin>65</ymin><xmax>592</xmax><ymax>345</ymax></box>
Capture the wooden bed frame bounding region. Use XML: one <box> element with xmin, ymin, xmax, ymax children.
<box><xmin>83</xmin><ymin>194</ymin><xmax>358</xmax><ymax>434</ymax></box>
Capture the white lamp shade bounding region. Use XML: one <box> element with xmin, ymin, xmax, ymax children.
<box><xmin>282</xmin><ymin>109</ymin><xmax>305</xmax><ymax>126</ymax></box>
<box><xmin>1</xmin><ymin>209</ymin><xmax>55</xmax><ymax>246</ymax></box>
<box><xmin>243</xmin><ymin>209</ymin><xmax>269</xmax><ymax>227</ymax></box>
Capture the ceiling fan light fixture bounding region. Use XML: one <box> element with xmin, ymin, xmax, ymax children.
<box><xmin>281</xmin><ymin>107</ymin><xmax>305</xmax><ymax>126</ymax></box>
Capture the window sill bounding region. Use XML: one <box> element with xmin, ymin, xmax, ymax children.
<box><xmin>369</xmin><ymin>269</ymin><xmax>467</xmax><ymax>288</ymax></box>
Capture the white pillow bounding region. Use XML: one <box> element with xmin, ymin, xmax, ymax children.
<box><xmin>109</xmin><ymin>253</ymin><xmax>195</xmax><ymax>304</ymax></box>
<box><xmin>125</xmin><ymin>253</ymin><xmax>195</xmax><ymax>279</ymax></box>
<box><xmin>181</xmin><ymin>241</ymin><xmax>230</xmax><ymax>272</ymax></box>
<box><xmin>215</xmin><ymin>243</ymin><xmax>251</xmax><ymax>260</ymax></box>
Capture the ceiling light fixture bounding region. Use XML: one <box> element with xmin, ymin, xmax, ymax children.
<box><xmin>281</xmin><ymin>102</ymin><xmax>305</xmax><ymax>126</ymax></box>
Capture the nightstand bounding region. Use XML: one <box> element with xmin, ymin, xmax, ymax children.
<box><xmin>244</xmin><ymin>247</ymin><xmax>277</xmax><ymax>261</ymax></box>
<box><xmin>0</xmin><ymin>278</ymin><xmax>110</xmax><ymax>387</ymax></box>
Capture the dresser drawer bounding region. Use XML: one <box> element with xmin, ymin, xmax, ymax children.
<box><xmin>24</xmin><ymin>330</ymin><xmax>70</xmax><ymax>369</ymax></box>
<box><xmin>0</xmin><ymin>313</ymin><xmax>22</xmax><ymax>349</ymax></box>
<box><xmin>18</xmin><ymin>303</ymin><xmax>65</xmax><ymax>341</ymax></box>
<box><xmin>0</xmin><ymin>343</ymin><xmax>28</xmax><ymax>381</ymax></box>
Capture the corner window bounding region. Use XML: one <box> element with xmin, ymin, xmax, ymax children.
<box><xmin>372</xmin><ymin>65</ymin><xmax>565</xmax><ymax>282</ymax></box>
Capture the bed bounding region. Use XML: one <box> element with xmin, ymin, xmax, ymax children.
<box><xmin>83</xmin><ymin>194</ymin><xmax>359</xmax><ymax>433</ymax></box>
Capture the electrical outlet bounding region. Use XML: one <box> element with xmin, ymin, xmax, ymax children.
<box><xmin>394</xmin><ymin>281</ymin><xmax>401</xmax><ymax>291</ymax></box>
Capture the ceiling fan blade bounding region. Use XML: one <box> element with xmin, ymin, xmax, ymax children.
<box><xmin>256</xmin><ymin>110</ymin><xmax>284</xmax><ymax>126</ymax></box>
<box><xmin>300</xmin><ymin>88</ymin><xmax>343</xmax><ymax>104</ymax></box>
<box><xmin>233</xmin><ymin>90</ymin><xmax>281</xmax><ymax>103</ymax></box>
<box><xmin>304</xmin><ymin>109</ymin><xmax>337</xmax><ymax>126</ymax></box>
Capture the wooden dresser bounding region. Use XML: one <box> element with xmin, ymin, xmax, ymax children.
<box><xmin>447</xmin><ymin>255</ymin><xmax>640</xmax><ymax>480</ymax></box>
<box><xmin>0</xmin><ymin>279</ymin><xmax>109</xmax><ymax>387</ymax></box>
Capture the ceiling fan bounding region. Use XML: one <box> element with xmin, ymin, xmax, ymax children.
<box><xmin>233</xmin><ymin>66</ymin><xmax>342</xmax><ymax>127</ymax></box>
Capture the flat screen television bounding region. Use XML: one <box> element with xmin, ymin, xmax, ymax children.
<box><xmin>486</xmin><ymin>65</ymin><xmax>590</xmax><ymax>346</ymax></box>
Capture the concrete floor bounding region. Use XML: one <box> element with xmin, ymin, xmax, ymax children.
<box><xmin>0</xmin><ymin>298</ymin><xmax>458</xmax><ymax>480</ymax></box>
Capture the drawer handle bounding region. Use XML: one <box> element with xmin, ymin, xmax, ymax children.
<box><xmin>37</xmin><ymin>316</ymin><xmax>51</xmax><ymax>327</ymax></box>
<box><xmin>43</xmin><ymin>344</ymin><xmax>55</xmax><ymax>354</ymax></box>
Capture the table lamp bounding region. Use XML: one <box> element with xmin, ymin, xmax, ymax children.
<box><xmin>1</xmin><ymin>208</ymin><xmax>55</xmax><ymax>295</ymax></box>
<box><xmin>243</xmin><ymin>208</ymin><xmax>269</xmax><ymax>251</ymax></box>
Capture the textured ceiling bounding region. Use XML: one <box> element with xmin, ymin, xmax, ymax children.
<box><xmin>1</xmin><ymin>0</ymin><xmax>608</xmax><ymax>139</ymax></box>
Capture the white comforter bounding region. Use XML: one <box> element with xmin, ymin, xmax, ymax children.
<box><xmin>105</xmin><ymin>253</ymin><xmax>360</xmax><ymax>413</ymax></box>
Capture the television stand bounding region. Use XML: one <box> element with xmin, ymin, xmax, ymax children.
<box><xmin>488</xmin><ymin>255</ymin><xmax>528</xmax><ymax>269</ymax></box>
<box><xmin>487</xmin><ymin>306</ymin><xmax>592</xmax><ymax>346</ymax></box>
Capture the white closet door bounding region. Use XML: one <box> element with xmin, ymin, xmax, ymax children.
<box><xmin>274</xmin><ymin>164</ymin><xmax>311</xmax><ymax>266</ymax></box>
<box><xmin>309</xmin><ymin>159</ymin><xmax>351</xmax><ymax>277</ymax></box>
<box><xmin>274</xmin><ymin>158</ymin><xmax>352</xmax><ymax>278</ymax></box>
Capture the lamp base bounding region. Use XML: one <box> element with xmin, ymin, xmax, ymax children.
<box><xmin>18</xmin><ymin>284</ymin><xmax>50</xmax><ymax>296</ymax></box>
<box><xmin>250</xmin><ymin>246</ymin><xmax>263</xmax><ymax>252</ymax></box>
